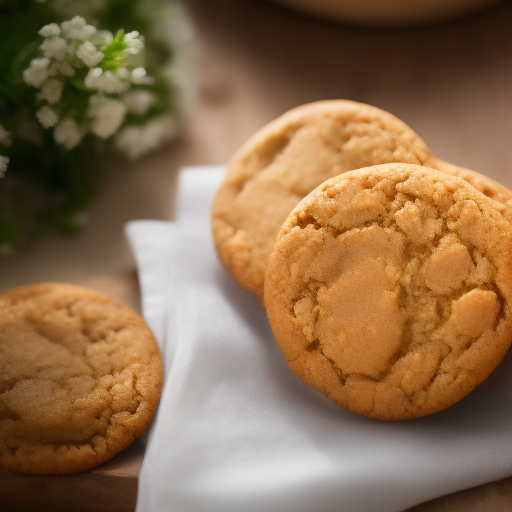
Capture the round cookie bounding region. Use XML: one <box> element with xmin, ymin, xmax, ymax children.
<box><xmin>264</xmin><ymin>164</ymin><xmax>512</xmax><ymax>421</ymax></box>
<box><xmin>0</xmin><ymin>283</ymin><xmax>163</xmax><ymax>474</ymax></box>
<box><xmin>212</xmin><ymin>100</ymin><xmax>512</xmax><ymax>302</ymax></box>
<box><xmin>435</xmin><ymin>158</ymin><xmax>512</xmax><ymax>206</ymax></box>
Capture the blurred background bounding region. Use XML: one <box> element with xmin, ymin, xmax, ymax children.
<box><xmin>1</xmin><ymin>1</ymin><xmax>512</xmax><ymax>510</ymax></box>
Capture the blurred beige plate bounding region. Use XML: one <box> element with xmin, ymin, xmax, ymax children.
<box><xmin>269</xmin><ymin>0</ymin><xmax>502</xmax><ymax>25</ymax></box>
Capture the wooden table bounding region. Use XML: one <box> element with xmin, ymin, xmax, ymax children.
<box><xmin>2</xmin><ymin>0</ymin><xmax>512</xmax><ymax>510</ymax></box>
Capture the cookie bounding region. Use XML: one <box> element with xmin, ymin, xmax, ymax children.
<box><xmin>0</xmin><ymin>283</ymin><xmax>163</xmax><ymax>474</ymax></box>
<box><xmin>434</xmin><ymin>158</ymin><xmax>512</xmax><ymax>206</ymax></box>
<box><xmin>264</xmin><ymin>164</ymin><xmax>512</xmax><ymax>421</ymax></box>
<box><xmin>211</xmin><ymin>100</ymin><xmax>512</xmax><ymax>302</ymax></box>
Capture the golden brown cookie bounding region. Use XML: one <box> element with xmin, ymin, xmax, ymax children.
<box><xmin>212</xmin><ymin>100</ymin><xmax>512</xmax><ymax>302</ymax></box>
<box><xmin>264</xmin><ymin>164</ymin><xmax>512</xmax><ymax>421</ymax></box>
<box><xmin>0</xmin><ymin>283</ymin><xmax>163</xmax><ymax>474</ymax></box>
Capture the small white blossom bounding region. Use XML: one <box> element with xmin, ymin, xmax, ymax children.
<box><xmin>61</xmin><ymin>16</ymin><xmax>96</xmax><ymax>41</ymax></box>
<box><xmin>0</xmin><ymin>126</ymin><xmax>12</xmax><ymax>147</ymax></box>
<box><xmin>53</xmin><ymin>117</ymin><xmax>82</xmax><ymax>149</ymax></box>
<box><xmin>23</xmin><ymin>58</ymin><xmax>50</xmax><ymax>87</ymax></box>
<box><xmin>88</xmin><ymin>95</ymin><xmax>126</xmax><ymax>139</ymax></box>
<box><xmin>122</xmin><ymin>90</ymin><xmax>156</xmax><ymax>114</ymax></box>
<box><xmin>115</xmin><ymin>115</ymin><xmax>177</xmax><ymax>159</ymax></box>
<box><xmin>124</xmin><ymin>31</ymin><xmax>144</xmax><ymax>54</ymax></box>
<box><xmin>116</xmin><ymin>67</ymin><xmax>129</xmax><ymax>79</ymax></box>
<box><xmin>93</xmin><ymin>30</ymin><xmax>114</xmax><ymax>45</ymax></box>
<box><xmin>36</xmin><ymin>106</ymin><xmax>59</xmax><ymax>128</ymax></box>
<box><xmin>49</xmin><ymin>61</ymin><xmax>75</xmax><ymax>77</ymax></box>
<box><xmin>40</xmin><ymin>37</ymin><xmax>68</xmax><ymax>61</ymax></box>
<box><xmin>39</xmin><ymin>23</ymin><xmax>61</xmax><ymax>38</ymax></box>
<box><xmin>36</xmin><ymin>78</ymin><xmax>64</xmax><ymax>104</ymax></box>
<box><xmin>77</xmin><ymin>41</ymin><xmax>104</xmax><ymax>67</ymax></box>
<box><xmin>0</xmin><ymin>156</ymin><xmax>9</xmax><ymax>178</ymax></box>
<box><xmin>84</xmin><ymin>67</ymin><xmax>101</xmax><ymax>84</ymax></box>
<box><xmin>131</xmin><ymin>67</ymin><xmax>154</xmax><ymax>85</ymax></box>
<box><xmin>85</xmin><ymin>68</ymin><xmax>129</xmax><ymax>93</ymax></box>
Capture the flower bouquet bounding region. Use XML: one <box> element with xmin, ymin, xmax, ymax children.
<box><xmin>0</xmin><ymin>0</ymin><xmax>193</xmax><ymax>254</ymax></box>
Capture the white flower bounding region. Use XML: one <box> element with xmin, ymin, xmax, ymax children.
<box><xmin>122</xmin><ymin>90</ymin><xmax>156</xmax><ymax>114</ymax></box>
<box><xmin>0</xmin><ymin>156</ymin><xmax>9</xmax><ymax>178</ymax></box>
<box><xmin>36</xmin><ymin>78</ymin><xmax>64</xmax><ymax>104</ymax></box>
<box><xmin>61</xmin><ymin>16</ymin><xmax>96</xmax><ymax>41</ymax></box>
<box><xmin>131</xmin><ymin>67</ymin><xmax>154</xmax><ymax>85</ymax></box>
<box><xmin>40</xmin><ymin>37</ymin><xmax>68</xmax><ymax>61</ymax></box>
<box><xmin>93</xmin><ymin>30</ymin><xmax>114</xmax><ymax>45</ymax></box>
<box><xmin>87</xmin><ymin>95</ymin><xmax>126</xmax><ymax>139</ymax></box>
<box><xmin>49</xmin><ymin>61</ymin><xmax>75</xmax><ymax>77</ymax></box>
<box><xmin>84</xmin><ymin>67</ymin><xmax>101</xmax><ymax>86</ymax></box>
<box><xmin>76</xmin><ymin>41</ymin><xmax>104</xmax><ymax>67</ymax></box>
<box><xmin>116</xmin><ymin>67</ymin><xmax>129</xmax><ymax>79</ymax></box>
<box><xmin>39</xmin><ymin>23</ymin><xmax>61</xmax><ymax>38</ymax></box>
<box><xmin>53</xmin><ymin>117</ymin><xmax>82</xmax><ymax>149</ymax></box>
<box><xmin>23</xmin><ymin>58</ymin><xmax>50</xmax><ymax>87</ymax></box>
<box><xmin>36</xmin><ymin>106</ymin><xmax>59</xmax><ymax>128</ymax></box>
<box><xmin>0</xmin><ymin>125</ymin><xmax>12</xmax><ymax>147</ymax></box>
<box><xmin>85</xmin><ymin>68</ymin><xmax>129</xmax><ymax>93</ymax></box>
<box><xmin>124</xmin><ymin>31</ymin><xmax>144</xmax><ymax>54</ymax></box>
<box><xmin>115</xmin><ymin>115</ymin><xmax>177</xmax><ymax>159</ymax></box>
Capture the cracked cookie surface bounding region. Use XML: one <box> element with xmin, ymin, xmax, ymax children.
<box><xmin>212</xmin><ymin>100</ymin><xmax>512</xmax><ymax>302</ymax></box>
<box><xmin>264</xmin><ymin>164</ymin><xmax>512</xmax><ymax>420</ymax></box>
<box><xmin>0</xmin><ymin>283</ymin><xmax>163</xmax><ymax>474</ymax></box>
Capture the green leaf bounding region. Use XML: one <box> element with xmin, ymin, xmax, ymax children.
<box><xmin>100</xmin><ymin>29</ymin><xmax>128</xmax><ymax>71</ymax></box>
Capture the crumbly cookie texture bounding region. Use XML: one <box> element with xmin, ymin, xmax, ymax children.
<box><xmin>212</xmin><ymin>100</ymin><xmax>512</xmax><ymax>302</ymax></box>
<box><xmin>264</xmin><ymin>164</ymin><xmax>512</xmax><ymax>421</ymax></box>
<box><xmin>0</xmin><ymin>283</ymin><xmax>163</xmax><ymax>474</ymax></box>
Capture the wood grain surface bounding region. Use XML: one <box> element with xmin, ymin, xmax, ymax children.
<box><xmin>2</xmin><ymin>0</ymin><xmax>512</xmax><ymax>510</ymax></box>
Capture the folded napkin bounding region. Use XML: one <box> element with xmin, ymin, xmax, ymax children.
<box><xmin>126</xmin><ymin>166</ymin><xmax>512</xmax><ymax>512</ymax></box>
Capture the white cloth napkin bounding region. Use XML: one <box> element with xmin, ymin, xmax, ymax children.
<box><xmin>126</xmin><ymin>166</ymin><xmax>512</xmax><ymax>512</ymax></box>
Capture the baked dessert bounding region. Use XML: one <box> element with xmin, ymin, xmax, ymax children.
<box><xmin>212</xmin><ymin>100</ymin><xmax>512</xmax><ymax>302</ymax></box>
<box><xmin>264</xmin><ymin>164</ymin><xmax>512</xmax><ymax>420</ymax></box>
<box><xmin>0</xmin><ymin>283</ymin><xmax>163</xmax><ymax>474</ymax></box>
